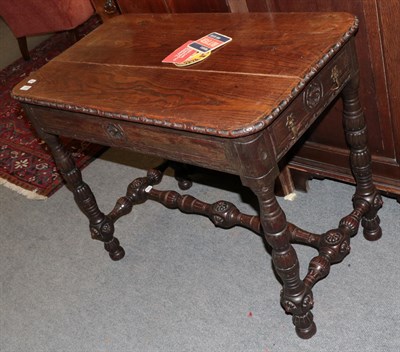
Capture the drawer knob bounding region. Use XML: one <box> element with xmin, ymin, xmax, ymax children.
<box><xmin>286</xmin><ymin>114</ymin><xmax>298</xmax><ymax>140</ymax></box>
<box><xmin>105</xmin><ymin>123</ymin><xmax>124</xmax><ymax>139</ymax></box>
<box><xmin>104</xmin><ymin>0</ymin><xmax>117</xmax><ymax>14</ymax></box>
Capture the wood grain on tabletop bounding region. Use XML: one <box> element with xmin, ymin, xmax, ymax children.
<box><xmin>13</xmin><ymin>12</ymin><xmax>356</xmax><ymax>134</ymax></box>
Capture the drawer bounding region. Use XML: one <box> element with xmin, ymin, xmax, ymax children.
<box><xmin>270</xmin><ymin>43</ymin><xmax>353</xmax><ymax>161</ymax></box>
<box><xmin>26</xmin><ymin>105</ymin><xmax>237</xmax><ymax>174</ymax></box>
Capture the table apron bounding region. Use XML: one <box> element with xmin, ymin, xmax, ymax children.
<box><xmin>24</xmin><ymin>105</ymin><xmax>242</xmax><ymax>175</ymax></box>
<box><xmin>269</xmin><ymin>40</ymin><xmax>356</xmax><ymax>161</ymax></box>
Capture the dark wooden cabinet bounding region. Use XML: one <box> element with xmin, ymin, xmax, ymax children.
<box><xmin>258</xmin><ymin>0</ymin><xmax>400</xmax><ymax>200</ymax></box>
<box><xmin>95</xmin><ymin>0</ymin><xmax>400</xmax><ymax>199</ymax></box>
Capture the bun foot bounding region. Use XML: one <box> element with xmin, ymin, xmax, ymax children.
<box><xmin>293</xmin><ymin>312</ymin><xmax>317</xmax><ymax>339</ymax></box>
<box><xmin>104</xmin><ymin>238</ymin><xmax>125</xmax><ymax>261</ymax></box>
<box><xmin>362</xmin><ymin>216</ymin><xmax>382</xmax><ymax>241</ymax></box>
<box><xmin>177</xmin><ymin>178</ymin><xmax>193</xmax><ymax>190</ymax></box>
<box><xmin>296</xmin><ymin>321</ymin><xmax>317</xmax><ymax>340</ymax></box>
<box><xmin>363</xmin><ymin>226</ymin><xmax>382</xmax><ymax>241</ymax></box>
<box><xmin>109</xmin><ymin>246</ymin><xmax>125</xmax><ymax>261</ymax></box>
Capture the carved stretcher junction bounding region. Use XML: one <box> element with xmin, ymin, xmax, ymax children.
<box><xmin>13</xmin><ymin>13</ymin><xmax>382</xmax><ymax>339</ymax></box>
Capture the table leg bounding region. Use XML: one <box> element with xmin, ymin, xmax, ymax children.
<box><xmin>342</xmin><ymin>75</ymin><xmax>383</xmax><ymax>240</ymax></box>
<box><xmin>250</xmin><ymin>182</ymin><xmax>316</xmax><ymax>339</ymax></box>
<box><xmin>39</xmin><ymin>132</ymin><xmax>125</xmax><ymax>260</ymax></box>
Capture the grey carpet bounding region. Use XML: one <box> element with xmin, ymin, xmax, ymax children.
<box><xmin>1</xmin><ymin>148</ymin><xmax>399</xmax><ymax>352</ymax></box>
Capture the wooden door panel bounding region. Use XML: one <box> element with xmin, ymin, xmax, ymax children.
<box><xmin>116</xmin><ymin>0</ymin><xmax>169</xmax><ymax>13</ymax></box>
<box><xmin>166</xmin><ymin>0</ymin><xmax>230</xmax><ymax>12</ymax></box>
<box><xmin>376</xmin><ymin>0</ymin><xmax>400</xmax><ymax>162</ymax></box>
<box><xmin>116</xmin><ymin>0</ymin><xmax>230</xmax><ymax>13</ymax></box>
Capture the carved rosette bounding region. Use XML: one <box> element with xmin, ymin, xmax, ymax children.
<box><xmin>340</xmin><ymin>241</ymin><xmax>351</xmax><ymax>254</ymax></box>
<box><xmin>213</xmin><ymin>201</ymin><xmax>229</xmax><ymax>212</ymax></box>
<box><xmin>280</xmin><ymin>289</ymin><xmax>314</xmax><ymax>316</ymax></box>
<box><xmin>90</xmin><ymin>227</ymin><xmax>101</xmax><ymax>241</ymax></box>
<box><xmin>282</xmin><ymin>299</ymin><xmax>297</xmax><ymax>314</ymax></box>
<box><xmin>373</xmin><ymin>193</ymin><xmax>384</xmax><ymax>209</ymax></box>
<box><xmin>90</xmin><ymin>216</ymin><xmax>115</xmax><ymax>242</ymax></box>
<box><xmin>302</xmin><ymin>294</ymin><xmax>314</xmax><ymax>310</ymax></box>
<box><xmin>320</xmin><ymin>230</ymin><xmax>351</xmax><ymax>264</ymax></box>
<box><xmin>211</xmin><ymin>201</ymin><xmax>238</xmax><ymax>228</ymax></box>
<box><xmin>324</xmin><ymin>231</ymin><xmax>343</xmax><ymax>245</ymax></box>
<box><xmin>129</xmin><ymin>178</ymin><xmax>147</xmax><ymax>191</ymax></box>
<box><xmin>303</xmin><ymin>81</ymin><xmax>323</xmax><ymax>110</ymax></box>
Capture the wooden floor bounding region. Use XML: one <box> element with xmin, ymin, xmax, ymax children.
<box><xmin>0</xmin><ymin>17</ymin><xmax>50</xmax><ymax>70</ymax></box>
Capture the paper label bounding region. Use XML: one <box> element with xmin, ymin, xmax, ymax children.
<box><xmin>162</xmin><ymin>41</ymin><xmax>198</xmax><ymax>64</ymax></box>
<box><xmin>162</xmin><ymin>32</ymin><xmax>231</xmax><ymax>67</ymax></box>
<box><xmin>188</xmin><ymin>32</ymin><xmax>232</xmax><ymax>53</ymax></box>
<box><xmin>20</xmin><ymin>85</ymin><xmax>32</xmax><ymax>91</ymax></box>
<box><xmin>174</xmin><ymin>51</ymin><xmax>211</xmax><ymax>67</ymax></box>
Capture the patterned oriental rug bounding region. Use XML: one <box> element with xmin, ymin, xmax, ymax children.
<box><xmin>0</xmin><ymin>16</ymin><xmax>105</xmax><ymax>199</ymax></box>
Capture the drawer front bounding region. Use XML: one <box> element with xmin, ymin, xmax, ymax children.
<box><xmin>26</xmin><ymin>106</ymin><xmax>238</xmax><ymax>174</ymax></box>
<box><xmin>270</xmin><ymin>42</ymin><xmax>354</xmax><ymax>161</ymax></box>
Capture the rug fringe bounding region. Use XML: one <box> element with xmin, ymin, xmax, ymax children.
<box><xmin>0</xmin><ymin>178</ymin><xmax>47</xmax><ymax>200</ymax></box>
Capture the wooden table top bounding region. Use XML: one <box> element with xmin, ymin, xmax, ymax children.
<box><xmin>13</xmin><ymin>12</ymin><xmax>357</xmax><ymax>137</ymax></box>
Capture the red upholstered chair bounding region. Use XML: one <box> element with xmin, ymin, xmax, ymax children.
<box><xmin>0</xmin><ymin>0</ymin><xmax>96</xmax><ymax>60</ymax></box>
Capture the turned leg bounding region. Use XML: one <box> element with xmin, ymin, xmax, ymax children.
<box><xmin>250</xmin><ymin>182</ymin><xmax>316</xmax><ymax>339</ymax></box>
<box><xmin>40</xmin><ymin>132</ymin><xmax>125</xmax><ymax>260</ymax></box>
<box><xmin>342</xmin><ymin>75</ymin><xmax>383</xmax><ymax>241</ymax></box>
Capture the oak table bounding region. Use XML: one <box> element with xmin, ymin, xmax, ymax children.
<box><xmin>13</xmin><ymin>13</ymin><xmax>383</xmax><ymax>339</ymax></box>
